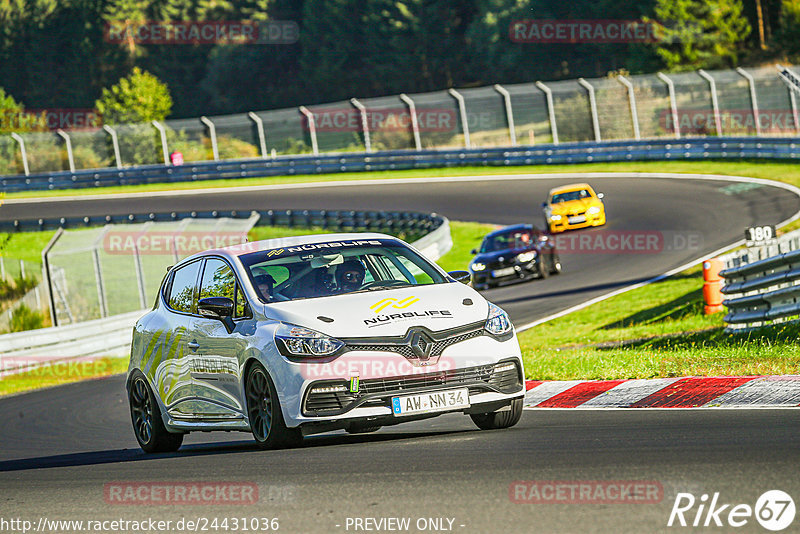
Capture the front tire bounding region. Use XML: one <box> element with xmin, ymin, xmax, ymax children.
<box><xmin>245</xmin><ymin>362</ymin><xmax>301</xmax><ymax>449</ymax></box>
<box><xmin>128</xmin><ymin>371</ymin><xmax>184</xmax><ymax>453</ymax></box>
<box><xmin>470</xmin><ymin>398</ymin><xmax>523</xmax><ymax>430</ymax></box>
<box><xmin>549</xmin><ymin>253</ymin><xmax>562</xmax><ymax>275</ymax></box>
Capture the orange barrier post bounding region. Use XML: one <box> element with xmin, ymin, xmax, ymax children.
<box><xmin>702</xmin><ymin>258</ymin><xmax>724</xmax><ymax>314</ymax></box>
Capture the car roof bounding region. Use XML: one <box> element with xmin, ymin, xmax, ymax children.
<box><xmin>179</xmin><ymin>232</ymin><xmax>398</xmax><ymax>264</ymax></box>
<box><xmin>548</xmin><ymin>183</ymin><xmax>594</xmax><ymax>195</ymax></box>
<box><xmin>484</xmin><ymin>223</ymin><xmax>534</xmax><ymax>238</ymax></box>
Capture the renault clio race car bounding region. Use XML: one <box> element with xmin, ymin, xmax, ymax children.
<box><xmin>127</xmin><ymin>233</ymin><xmax>525</xmax><ymax>452</ymax></box>
<box><xmin>543</xmin><ymin>182</ymin><xmax>606</xmax><ymax>233</ymax></box>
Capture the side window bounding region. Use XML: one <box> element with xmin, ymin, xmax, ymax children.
<box><xmin>168</xmin><ymin>261</ymin><xmax>201</xmax><ymax>313</ymax></box>
<box><xmin>199</xmin><ymin>258</ymin><xmax>236</xmax><ymax>301</ymax></box>
<box><xmin>235</xmin><ymin>284</ymin><xmax>248</xmax><ymax>318</ymax></box>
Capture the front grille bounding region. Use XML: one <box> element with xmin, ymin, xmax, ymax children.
<box><xmin>302</xmin><ymin>360</ymin><xmax>523</xmax><ymax>416</ymax></box>
<box><xmin>346</xmin><ymin>329</ymin><xmax>483</xmax><ymax>359</ymax></box>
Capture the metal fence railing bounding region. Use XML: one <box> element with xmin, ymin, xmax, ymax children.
<box><xmin>719</xmin><ymin>228</ymin><xmax>800</xmax><ymax>330</ymax></box>
<box><xmin>1</xmin><ymin>65</ymin><xmax>797</xmax><ymax>181</ymax></box>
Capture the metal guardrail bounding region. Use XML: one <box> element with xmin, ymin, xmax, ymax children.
<box><xmin>0</xmin><ymin>210</ymin><xmax>452</xmax><ymax>367</ymax></box>
<box><xmin>720</xmin><ymin>227</ymin><xmax>800</xmax><ymax>329</ymax></box>
<box><xmin>1</xmin><ymin>137</ymin><xmax>798</xmax><ymax>193</ymax></box>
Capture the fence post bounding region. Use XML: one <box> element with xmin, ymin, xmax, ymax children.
<box><xmin>151</xmin><ymin>120</ymin><xmax>170</xmax><ymax>165</ymax></box>
<box><xmin>617</xmin><ymin>75</ymin><xmax>641</xmax><ymax>140</ymax></box>
<box><xmin>657</xmin><ymin>72</ymin><xmax>681</xmax><ymax>139</ymax></box>
<box><xmin>298</xmin><ymin>106</ymin><xmax>319</xmax><ymax>155</ymax></box>
<box><xmin>493</xmin><ymin>84</ymin><xmax>518</xmax><ymax>146</ymax></box>
<box><xmin>448</xmin><ymin>88</ymin><xmax>471</xmax><ymax>149</ymax></box>
<box><xmin>56</xmin><ymin>129</ymin><xmax>76</xmax><ymax>172</ymax></box>
<box><xmin>0</xmin><ymin>257</ymin><xmax>4</xmax><ymax>279</ymax></box>
<box><xmin>776</xmin><ymin>65</ymin><xmax>800</xmax><ymax>134</ymax></box>
<box><xmin>248</xmin><ymin>112</ymin><xmax>269</xmax><ymax>158</ymax></box>
<box><xmin>10</xmin><ymin>133</ymin><xmax>29</xmax><ymax>176</ymax></box>
<box><xmin>535</xmin><ymin>81</ymin><xmax>559</xmax><ymax>145</ymax></box>
<box><xmin>133</xmin><ymin>241</ymin><xmax>148</xmax><ymax>310</ymax></box>
<box><xmin>92</xmin><ymin>248</ymin><xmax>108</xmax><ymax>318</ymax></box>
<box><xmin>578</xmin><ymin>78</ymin><xmax>601</xmax><ymax>141</ymax></box>
<box><xmin>399</xmin><ymin>93</ymin><xmax>422</xmax><ymax>150</ymax></box>
<box><xmin>41</xmin><ymin>227</ymin><xmax>64</xmax><ymax>326</ymax></box>
<box><xmin>19</xmin><ymin>259</ymin><xmax>24</xmax><ymax>279</ymax></box>
<box><xmin>200</xmin><ymin>116</ymin><xmax>219</xmax><ymax>161</ymax></box>
<box><xmin>102</xmin><ymin>125</ymin><xmax>123</xmax><ymax>168</ymax></box>
<box><xmin>698</xmin><ymin>69</ymin><xmax>722</xmax><ymax>135</ymax></box>
<box><xmin>350</xmin><ymin>98</ymin><xmax>372</xmax><ymax>152</ymax></box>
<box><xmin>736</xmin><ymin>67</ymin><xmax>761</xmax><ymax>136</ymax></box>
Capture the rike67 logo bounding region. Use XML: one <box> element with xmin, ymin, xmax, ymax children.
<box><xmin>668</xmin><ymin>490</ymin><xmax>795</xmax><ymax>531</ymax></box>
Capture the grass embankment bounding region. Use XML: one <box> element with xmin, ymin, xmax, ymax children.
<box><xmin>517</xmin><ymin>266</ymin><xmax>800</xmax><ymax>380</ymax></box>
<box><xmin>0</xmin><ymin>221</ymin><xmax>493</xmax><ymax>397</ymax></box>
<box><xmin>5</xmin><ymin>160</ymin><xmax>800</xmax><ymax>200</ymax></box>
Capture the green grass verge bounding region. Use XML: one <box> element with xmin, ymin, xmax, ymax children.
<box><xmin>517</xmin><ymin>265</ymin><xmax>800</xmax><ymax>380</ymax></box>
<box><xmin>6</xmin><ymin>160</ymin><xmax>800</xmax><ymax>200</ymax></box>
<box><xmin>0</xmin><ymin>357</ymin><xmax>129</xmax><ymax>397</ymax></box>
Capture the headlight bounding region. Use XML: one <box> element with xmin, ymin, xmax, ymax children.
<box><xmin>275</xmin><ymin>323</ymin><xmax>344</xmax><ymax>357</ymax></box>
<box><xmin>485</xmin><ymin>302</ymin><xmax>513</xmax><ymax>336</ymax></box>
<box><xmin>549</xmin><ymin>214</ymin><xmax>562</xmax><ymax>221</ymax></box>
<box><xmin>471</xmin><ymin>262</ymin><xmax>486</xmax><ymax>272</ymax></box>
<box><xmin>516</xmin><ymin>251</ymin><xmax>536</xmax><ymax>263</ymax></box>
<box><xmin>587</xmin><ymin>206</ymin><xmax>601</xmax><ymax>215</ymax></box>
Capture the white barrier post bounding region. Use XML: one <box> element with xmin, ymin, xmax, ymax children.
<box><xmin>298</xmin><ymin>106</ymin><xmax>319</xmax><ymax>155</ymax></box>
<box><xmin>657</xmin><ymin>72</ymin><xmax>681</xmax><ymax>139</ymax></box>
<box><xmin>698</xmin><ymin>69</ymin><xmax>722</xmax><ymax>135</ymax></box>
<box><xmin>617</xmin><ymin>75</ymin><xmax>641</xmax><ymax>140</ymax></box>
<box><xmin>10</xmin><ymin>133</ymin><xmax>29</xmax><ymax>176</ymax></box>
<box><xmin>103</xmin><ymin>125</ymin><xmax>123</xmax><ymax>168</ymax></box>
<box><xmin>399</xmin><ymin>93</ymin><xmax>422</xmax><ymax>150</ymax></box>
<box><xmin>494</xmin><ymin>84</ymin><xmax>518</xmax><ymax>146</ymax></box>
<box><xmin>736</xmin><ymin>67</ymin><xmax>761</xmax><ymax>136</ymax></box>
<box><xmin>448</xmin><ymin>88</ymin><xmax>471</xmax><ymax>149</ymax></box>
<box><xmin>248</xmin><ymin>112</ymin><xmax>269</xmax><ymax>158</ymax></box>
<box><xmin>350</xmin><ymin>98</ymin><xmax>372</xmax><ymax>152</ymax></box>
<box><xmin>578</xmin><ymin>78</ymin><xmax>601</xmax><ymax>142</ymax></box>
<box><xmin>56</xmin><ymin>129</ymin><xmax>76</xmax><ymax>172</ymax></box>
<box><xmin>200</xmin><ymin>116</ymin><xmax>219</xmax><ymax>161</ymax></box>
<box><xmin>535</xmin><ymin>81</ymin><xmax>559</xmax><ymax>145</ymax></box>
<box><xmin>152</xmin><ymin>120</ymin><xmax>170</xmax><ymax>165</ymax></box>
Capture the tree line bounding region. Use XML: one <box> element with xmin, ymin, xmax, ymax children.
<box><xmin>0</xmin><ymin>0</ymin><xmax>797</xmax><ymax>122</ymax></box>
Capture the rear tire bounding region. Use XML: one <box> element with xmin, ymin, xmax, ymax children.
<box><xmin>245</xmin><ymin>362</ymin><xmax>302</xmax><ymax>450</ymax></box>
<box><xmin>128</xmin><ymin>371</ymin><xmax>184</xmax><ymax>453</ymax></box>
<box><xmin>470</xmin><ymin>398</ymin><xmax>523</xmax><ymax>430</ymax></box>
<box><xmin>537</xmin><ymin>260</ymin><xmax>549</xmax><ymax>279</ymax></box>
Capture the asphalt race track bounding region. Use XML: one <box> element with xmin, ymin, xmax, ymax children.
<box><xmin>1</xmin><ymin>174</ymin><xmax>800</xmax><ymax>533</ymax></box>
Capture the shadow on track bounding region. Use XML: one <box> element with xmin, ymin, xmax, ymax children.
<box><xmin>0</xmin><ymin>428</ymin><xmax>472</xmax><ymax>472</ymax></box>
<box><xmin>490</xmin><ymin>277</ymin><xmax>652</xmax><ymax>305</ymax></box>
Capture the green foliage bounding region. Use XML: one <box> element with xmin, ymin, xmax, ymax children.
<box><xmin>777</xmin><ymin>0</ymin><xmax>800</xmax><ymax>59</ymax></box>
<box><xmin>0</xmin><ymin>274</ymin><xmax>38</xmax><ymax>301</ymax></box>
<box><xmin>95</xmin><ymin>67</ymin><xmax>173</xmax><ymax>125</ymax></box>
<box><xmin>9</xmin><ymin>304</ymin><xmax>44</xmax><ymax>332</ymax></box>
<box><xmin>649</xmin><ymin>0</ymin><xmax>752</xmax><ymax>70</ymax></box>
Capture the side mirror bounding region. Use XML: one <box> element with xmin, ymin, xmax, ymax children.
<box><xmin>470</xmin><ymin>248</ymin><xmax>477</xmax><ymax>255</ymax></box>
<box><xmin>198</xmin><ymin>297</ymin><xmax>235</xmax><ymax>333</ymax></box>
<box><xmin>448</xmin><ymin>270</ymin><xmax>471</xmax><ymax>284</ymax></box>
<box><xmin>597</xmin><ymin>192</ymin><xmax>604</xmax><ymax>199</ymax></box>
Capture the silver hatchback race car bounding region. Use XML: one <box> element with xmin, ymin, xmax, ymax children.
<box><xmin>127</xmin><ymin>233</ymin><xmax>525</xmax><ymax>452</ymax></box>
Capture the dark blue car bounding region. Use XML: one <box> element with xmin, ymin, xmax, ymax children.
<box><xmin>469</xmin><ymin>224</ymin><xmax>561</xmax><ymax>290</ymax></box>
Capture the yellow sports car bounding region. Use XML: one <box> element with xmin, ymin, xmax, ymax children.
<box><xmin>543</xmin><ymin>183</ymin><xmax>606</xmax><ymax>233</ymax></box>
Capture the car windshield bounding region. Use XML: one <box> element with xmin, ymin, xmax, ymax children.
<box><xmin>239</xmin><ymin>238</ymin><xmax>447</xmax><ymax>302</ymax></box>
<box><xmin>551</xmin><ymin>189</ymin><xmax>592</xmax><ymax>203</ymax></box>
<box><xmin>480</xmin><ymin>230</ymin><xmax>533</xmax><ymax>253</ymax></box>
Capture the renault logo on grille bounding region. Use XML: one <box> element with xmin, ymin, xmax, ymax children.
<box><xmin>409</xmin><ymin>330</ymin><xmax>433</xmax><ymax>360</ymax></box>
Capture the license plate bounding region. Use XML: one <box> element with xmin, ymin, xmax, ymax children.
<box><xmin>568</xmin><ymin>215</ymin><xmax>586</xmax><ymax>224</ymax></box>
<box><xmin>392</xmin><ymin>388</ymin><xmax>470</xmax><ymax>416</ymax></box>
<box><xmin>491</xmin><ymin>267</ymin><xmax>515</xmax><ymax>278</ymax></box>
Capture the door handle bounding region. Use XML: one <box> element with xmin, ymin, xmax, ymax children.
<box><xmin>188</xmin><ymin>341</ymin><xmax>200</xmax><ymax>351</ymax></box>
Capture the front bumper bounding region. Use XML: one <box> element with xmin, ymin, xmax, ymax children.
<box><xmin>471</xmin><ymin>261</ymin><xmax>540</xmax><ymax>288</ymax></box>
<box><xmin>549</xmin><ymin>212</ymin><xmax>605</xmax><ymax>233</ymax></box>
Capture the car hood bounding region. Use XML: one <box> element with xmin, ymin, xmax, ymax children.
<box><xmin>550</xmin><ymin>198</ymin><xmax>601</xmax><ymax>214</ymax></box>
<box><xmin>264</xmin><ymin>283</ymin><xmax>489</xmax><ymax>337</ymax></box>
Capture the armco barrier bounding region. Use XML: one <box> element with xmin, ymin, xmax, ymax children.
<box><xmin>720</xmin><ymin>227</ymin><xmax>800</xmax><ymax>330</ymax></box>
<box><xmin>1</xmin><ymin>137</ymin><xmax>799</xmax><ymax>193</ymax></box>
<box><xmin>0</xmin><ymin>210</ymin><xmax>452</xmax><ymax>366</ymax></box>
